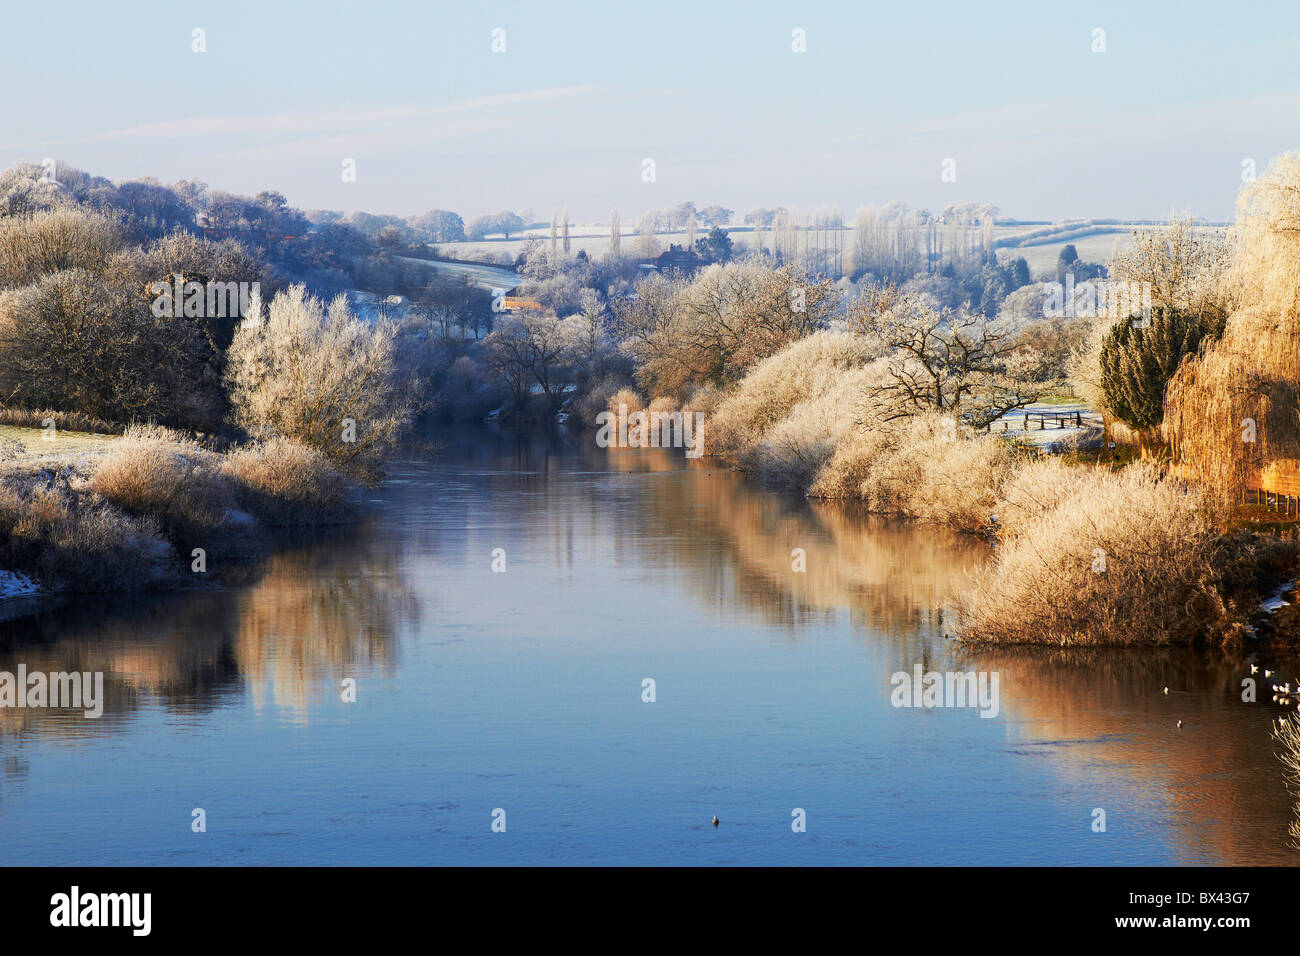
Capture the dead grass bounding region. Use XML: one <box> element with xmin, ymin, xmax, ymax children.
<box><xmin>1273</xmin><ymin>714</ymin><xmax>1300</xmax><ymax>848</ymax></box>
<box><xmin>809</xmin><ymin>413</ymin><xmax>1017</xmax><ymax>533</ymax></box>
<box><xmin>89</xmin><ymin>424</ymin><xmax>233</xmax><ymax>535</ymax></box>
<box><xmin>0</xmin><ymin>406</ymin><xmax>120</xmax><ymax>435</ymax></box>
<box><xmin>222</xmin><ymin>437</ymin><xmax>353</xmax><ymax>526</ymax></box>
<box><xmin>0</xmin><ymin>471</ymin><xmax>174</xmax><ymax>592</ymax></box>
<box><xmin>961</xmin><ymin>461</ymin><xmax>1220</xmax><ymax>645</ymax></box>
<box><xmin>0</xmin><ymin>427</ymin><xmax>359</xmax><ymax>595</ymax></box>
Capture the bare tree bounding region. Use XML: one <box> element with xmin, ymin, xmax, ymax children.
<box><xmin>850</xmin><ymin>289</ymin><xmax>1046</xmax><ymax>428</ymax></box>
<box><xmin>1110</xmin><ymin>218</ymin><xmax>1233</xmax><ymax>321</ymax></box>
<box><xmin>483</xmin><ymin>312</ymin><xmax>577</xmax><ymax>411</ymax></box>
<box><xmin>635</xmin><ymin>213</ymin><xmax>659</xmax><ymax>258</ymax></box>
<box><xmin>575</xmin><ymin>288</ymin><xmax>606</xmax><ymax>374</ymax></box>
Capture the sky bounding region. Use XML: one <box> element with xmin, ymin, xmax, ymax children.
<box><xmin>2</xmin><ymin>0</ymin><xmax>1297</xmax><ymax>223</ymax></box>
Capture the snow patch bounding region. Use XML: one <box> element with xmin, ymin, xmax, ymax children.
<box><xmin>0</xmin><ymin>570</ymin><xmax>38</xmax><ymax>599</ymax></box>
<box><xmin>1262</xmin><ymin>580</ymin><xmax>1294</xmax><ymax>613</ymax></box>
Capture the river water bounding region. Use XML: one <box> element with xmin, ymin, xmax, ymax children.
<box><xmin>0</xmin><ymin>427</ymin><xmax>1297</xmax><ymax>865</ymax></box>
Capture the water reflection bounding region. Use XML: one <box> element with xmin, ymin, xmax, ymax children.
<box><xmin>636</xmin><ymin>454</ymin><xmax>986</xmax><ymax>635</ymax></box>
<box><xmin>0</xmin><ymin>525</ymin><xmax>413</xmax><ymax>736</ymax></box>
<box><xmin>0</xmin><ymin>426</ymin><xmax>1296</xmax><ymax>863</ymax></box>
<box><xmin>962</xmin><ymin>646</ymin><xmax>1300</xmax><ymax>865</ymax></box>
<box><xmin>233</xmin><ymin>542</ymin><xmax>414</xmax><ymax>721</ymax></box>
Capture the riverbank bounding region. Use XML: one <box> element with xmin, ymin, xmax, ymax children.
<box><xmin>3</xmin><ymin>426</ymin><xmax>1296</xmax><ymax>865</ymax></box>
<box><xmin>0</xmin><ymin>423</ymin><xmax>358</xmax><ymax>604</ymax></box>
<box><xmin>596</xmin><ymin>329</ymin><xmax>1300</xmax><ymax>648</ymax></box>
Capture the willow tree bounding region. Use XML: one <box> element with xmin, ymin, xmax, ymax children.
<box><xmin>1165</xmin><ymin>152</ymin><xmax>1300</xmax><ymax>501</ymax></box>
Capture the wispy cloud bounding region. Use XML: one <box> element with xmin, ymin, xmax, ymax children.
<box><xmin>0</xmin><ymin>85</ymin><xmax>606</xmax><ymax>152</ymax></box>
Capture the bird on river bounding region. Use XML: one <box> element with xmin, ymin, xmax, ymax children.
<box><xmin>1251</xmin><ymin>665</ymin><xmax>1259</xmax><ymax>674</ymax></box>
<box><xmin>1266</xmin><ymin>669</ymin><xmax>1274</xmax><ymax>677</ymax></box>
<box><xmin>712</xmin><ymin>815</ymin><xmax>719</xmax><ymax>827</ymax></box>
<box><xmin>1163</xmin><ymin>687</ymin><xmax>1169</xmax><ymax>695</ymax></box>
<box><xmin>1177</xmin><ymin>720</ymin><xmax>1184</xmax><ymax>728</ymax></box>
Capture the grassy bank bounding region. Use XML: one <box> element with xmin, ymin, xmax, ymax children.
<box><xmin>622</xmin><ymin>328</ymin><xmax>1300</xmax><ymax>648</ymax></box>
<box><xmin>0</xmin><ymin>423</ymin><xmax>356</xmax><ymax>598</ymax></box>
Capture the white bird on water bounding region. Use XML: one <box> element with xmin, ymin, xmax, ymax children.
<box><xmin>1177</xmin><ymin>720</ymin><xmax>1184</xmax><ymax>728</ymax></box>
<box><xmin>712</xmin><ymin>815</ymin><xmax>719</xmax><ymax>827</ymax></box>
<box><xmin>1251</xmin><ymin>665</ymin><xmax>1259</xmax><ymax>674</ymax></box>
<box><xmin>1163</xmin><ymin>687</ymin><xmax>1169</xmax><ymax>695</ymax></box>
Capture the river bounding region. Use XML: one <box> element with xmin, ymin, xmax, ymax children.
<box><xmin>0</xmin><ymin>426</ymin><xmax>1297</xmax><ymax>865</ymax></box>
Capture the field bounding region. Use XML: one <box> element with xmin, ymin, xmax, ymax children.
<box><xmin>395</xmin><ymin>255</ymin><xmax>520</xmax><ymax>292</ymax></box>
<box><xmin>993</xmin><ymin>227</ymin><xmax>1134</xmax><ymax>274</ymax></box>
<box><xmin>437</xmin><ymin>222</ymin><xmax>1225</xmax><ymax>278</ymax></box>
<box><xmin>0</xmin><ymin>425</ymin><xmax>119</xmax><ymax>467</ymax></box>
<box><xmin>442</xmin><ymin>227</ymin><xmax>737</xmax><ymax>263</ymax></box>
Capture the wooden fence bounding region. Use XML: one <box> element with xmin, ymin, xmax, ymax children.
<box><xmin>1245</xmin><ymin>459</ymin><xmax>1300</xmax><ymax>514</ymax></box>
<box><xmin>989</xmin><ymin>411</ymin><xmax>1084</xmax><ymax>432</ymax></box>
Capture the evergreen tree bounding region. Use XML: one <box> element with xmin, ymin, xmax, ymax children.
<box><xmin>1099</xmin><ymin>307</ymin><xmax>1224</xmax><ymax>427</ymax></box>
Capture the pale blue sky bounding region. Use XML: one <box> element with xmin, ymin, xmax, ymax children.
<box><xmin>3</xmin><ymin>0</ymin><xmax>1296</xmax><ymax>221</ymax></box>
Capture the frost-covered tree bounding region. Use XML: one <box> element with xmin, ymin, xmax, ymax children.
<box><xmin>225</xmin><ymin>285</ymin><xmax>414</xmax><ymax>477</ymax></box>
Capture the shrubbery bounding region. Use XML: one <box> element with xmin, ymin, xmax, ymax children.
<box><xmin>1099</xmin><ymin>307</ymin><xmax>1222</xmax><ymax>429</ymax></box>
<box><xmin>962</xmin><ymin>462</ymin><xmax>1219</xmax><ymax>645</ymax></box>
<box><xmin>708</xmin><ymin>331</ymin><xmax>881</xmax><ymax>469</ymax></box>
<box><xmin>225</xmin><ymin>286</ymin><xmax>416</xmax><ymax>479</ymax></box>
<box><xmin>0</xmin><ymin>207</ymin><xmax>123</xmax><ymax>287</ymax></box>
<box><xmin>0</xmin><ymin>268</ymin><xmax>212</xmax><ymax>425</ymax></box>
<box><xmin>89</xmin><ymin>425</ymin><xmax>233</xmax><ymax>538</ymax></box>
<box><xmin>0</xmin><ymin>471</ymin><xmax>174</xmax><ymax>593</ymax></box>
<box><xmin>222</xmin><ymin>437</ymin><xmax>353</xmax><ymax>526</ymax></box>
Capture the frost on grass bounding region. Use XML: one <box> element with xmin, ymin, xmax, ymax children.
<box><xmin>961</xmin><ymin>462</ymin><xmax>1218</xmax><ymax>645</ymax></box>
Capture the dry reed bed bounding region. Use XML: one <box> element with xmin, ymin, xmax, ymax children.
<box><xmin>961</xmin><ymin>461</ymin><xmax>1220</xmax><ymax>645</ymax></box>
<box><xmin>684</xmin><ymin>330</ymin><xmax>1291</xmax><ymax>646</ymax></box>
<box><xmin>0</xmin><ymin>425</ymin><xmax>356</xmax><ymax>595</ymax></box>
<box><xmin>1275</xmin><ymin>714</ymin><xmax>1300</xmax><ymax>847</ymax></box>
